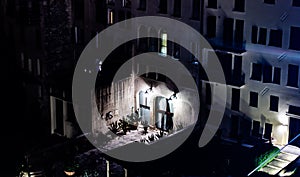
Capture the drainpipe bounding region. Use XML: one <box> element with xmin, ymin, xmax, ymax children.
<box><xmin>247</xmin><ymin>133</ymin><xmax>300</xmax><ymax>176</ymax></box>
<box><xmin>106</xmin><ymin>160</ymin><xmax>110</xmax><ymax>177</ymax></box>
<box><xmin>124</xmin><ymin>168</ymin><xmax>128</xmax><ymax>177</ymax></box>
<box><xmin>200</xmin><ymin>0</ymin><xmax>205</xmax><ymax>34</ymax></box>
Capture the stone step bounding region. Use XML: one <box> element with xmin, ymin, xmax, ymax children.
<box><xmin>268</xmin><ymin>159</ymin><xmax>289</xmax><ymax>169</ymax></box>
<box><xmin>281</xmin><ymin>145</ymin><xmax>300</xmax><ymax>155</ymax></box>
<box><xmin>259</xmin><ymin>165</ymin><xmax>281</xmax><ymax>175</ymax></box>
<box><xmin>277</xmin><ymin>152</ymin><xmax>298</xmax><ymax>162</ymax></box>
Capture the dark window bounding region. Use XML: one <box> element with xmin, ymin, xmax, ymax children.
<box><xmin>235</xmin><ymin>19</ymin><xmax>244</xmax><ymax>45</ymax></box>
<box><xmin>218</xmin><ymin>52</ymin><xmax>232</xmax><ymax>84</ymax></box>
<box><xmin>289</xmin><ymin>26</ymin><xmax>300</xmax><ymax>50</ymax></box>
<box><xmin>173</xmin><ymin>0</ymin><xmax>181</xmax><ymax>17</ymax></box>
<box><xmin>233</xmin><ymin>55</ymin><xmax>243</xmax><ymax>82</ymax></box>
<box><xmin>207</xmin><ymin>16</ymin><xmax>216</xmax><ymax>38</ymax></box>
<box><xmin>173</xmin><ymin>43</ymin><xmax>180</xmax><ymax>59</ymax></box>
<box><xmin>36</xmin><ymin>29</ymin><xmax>42</xmax><ymax>49</ymax></box>
<box><xmin>251</xmin><ymin>63</ymin><xmax>262</xmax><ymax>81</ymax></box>
<box><xmin>96</xmin><ymin>0</ymin><xmax>106</xmax><ymax>23</ymax></box>
<box><xmin>288</xmin><ymin>105</ymin><xmax>300</xmax><ymax>116</ymax></box>
<box><xmin>75</xmin><ymin>0</ymin><xmax>84</xmax><ymax>20</ymax></box>
<box><xmin>138</xmin><ymin>0</ymin><xmax>146</xmax><ymax>10</ymax></box>
<box><xmin>293</xmin><ymin>0</ymin><xmax>300</xmax><ymax>6</ymax></box>
<box><xmin>208</xmin><ymin>0</ymin><xmax>217</xmax><ymax>8</ymax></box>
<box><xmin>6</xmin><ymin>0</ymin><xmax>16</xmax><ymax>17</ymax></box>
<box><xmin>269</xmin><ymin>29</ymin><xmax>282</xmax><ymax>47</ymax></box>
<box><xmin>122</xmin><ymin>0</ymin><xmax>131</xmax><ymax>7</ymax></box>
<box><xmin>67</xmin><ymin>103</ymin><xmax>76</xmax><ymax>122</ymax></box>
<box><xmin>252</xmin><ymin>26</ymin><xmax>258</xmax><ymax>44</ymax></box>
<box><xmin>287</xmin><ymin>64</ymin><xmax>299</xmax><ymax>88</ymax></box>
<box><xmin>264</xmin><ymin>0</ymin><xmax>275</xmax><ymax>4</ymax></box>
<box><xmin>249</xmin><ymin>91</ymin><xmax>258</xmax><ymax>107</ymax></box>
<box><xmin>252</xmin><ymin>120</ymin><xmax>260</xmax><ymax>137</ymax></box>
<box><xmin>149</xmin><ymin>28</ymin><xmax>158</xmax><ymax>52</ymax></box>
<box><xmin>273</xmin><ymin>67</ymin><xmax>281</xmax><ymax>84</ymax></box>
<box><xmin>234</xmin><ymin>0</ymin><xmax>245</xmax><ymax>12</ymax></box>
<box><xmin>258</xmin><ymin>28</ymin><xmax>267</xmax><ymax>45</ymax></box>
<box><xmin>232</xmin><ymin>88</ymin><xmax>240</xmax><ymax>111</ymax></box>
<box><xmin>264</xmin><ymin>123</ymin><xmax>273</xmax><ymax>140</ymax></box>
<box><xmin>231</xmin><ymin>115</ymin><xmax>239</xmax><ymax>139</ymax></box>
<box><xmin>192</xmin><ymin>0</ymin><xmax>200</xmax><ymax>20</ymax></box>
<box><xmin>126</xmin><ymin>11</ymin><xmax>131</xmax><ymax>19</ymax></box>
<box><xmin>270</xmin><ymin>95</ymin><xmax>279</xmax><ymax>112</ymax></box>
<box><xmin>55</xmin><ymin>99</ymin><xmax>64</xmax><ymax>135</ymax></box>
<box><xmin>289</xmin><ymin>117</ymin><xmax>300</xmax><ymax>142</ymax></box>
<box><xmin>118</xmin><ymin>10</ymin><xmax>125</xmax><ymax>21</ymax></box>
<box><xmin>263</xmin><ymin>65</ymin><xmax>272</xmax><ymax>83</ymax></box>
<box><xmin>223</xmin><ymin>18</ymin><xmax>234</xmax><ymax>44</ymax></box>
<box><xmin>233</xmin><ymin>55</ymin><xmax>242</xmax><ymax>75</ymax></box>
<box><xmin>107</xmin><ymin>0</ymin><xmax>114</xmax><ymax>5</ymax></box>
<box><xmin>139</xmin><ymin>26</ymin><xmax>148</xmax><ymax>52</ymax></box>
<box><xmin>159</xmin><ymin>0</ymin><xmax>168</xmax><ymax>14</ymax></box>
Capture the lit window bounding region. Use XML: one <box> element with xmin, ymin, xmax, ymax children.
<box><xmin>160</xmin><ymin>33</ymin><xmax>167</xmax><ymax>56</ymax></box>
<box><xmin>249</xmin><ymin>91</ymin><xmax>258</xmax><ymax>108</ymax></box>
<box><xmin>107</xmin><ymin>9</ymin><xmax>114</xmax><ymax>24</ymax></box>
<box><xmin>155</xmin><ymin>96</ymin><xmax>174</xmax><ymax>131</ymax></box>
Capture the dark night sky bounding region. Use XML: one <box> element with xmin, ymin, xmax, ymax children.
<box><xmin>0</xmin><ymin>23</ymin><xmax>28</xmax><ymax>176</ymax></box>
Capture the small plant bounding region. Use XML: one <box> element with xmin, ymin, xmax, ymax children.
<box><xmin>141</xmin><ymin>120</ymin><xmax>149</xmax><ymax>134</ymax></box>
<box><xmin>155</xmin><ymin>130</ymin><xmax>164</xmax><ymax>138</ymax></box>
<box><xmin>140</xmin><ymin>136</ymin><xmax>150</xmax><ymax>144</ymax></box>
<box><xmin>255</xmin><ymin>146</ymin><xmax>280</xmax><ymax>168</ymax></box>
<box><xmin>119</xmin><ymin>117</ymin><xmax>129</xmax><ymax>135</ymax></box>
<box><xmin>108</xmin><ymin>121</ymin><xmax>120</xmax><ymax>134</ymax></box>
<box><xmin>148</xmin><ymin>134</ymin><xmax>155</xmax><ymax>142</ymax></box>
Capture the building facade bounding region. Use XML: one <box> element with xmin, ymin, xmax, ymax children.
<box><xmin>87</xmin><ymin>0</ymin><xmax>300</xmax><ymax>146</ymax></box>
<box><xmin>2</xmin><ymin>0</ymin><xmax>300</xmax><ymax>147</ymax></box>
